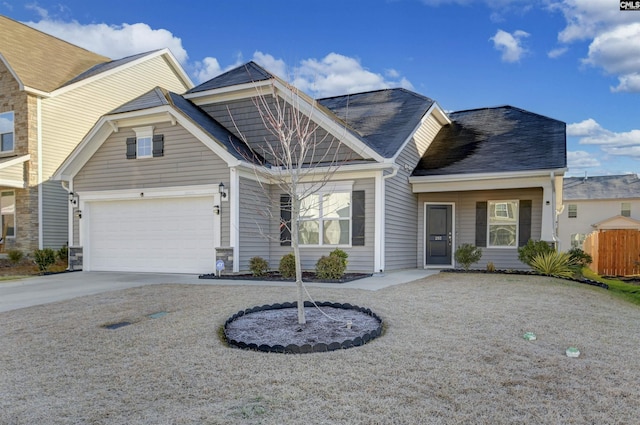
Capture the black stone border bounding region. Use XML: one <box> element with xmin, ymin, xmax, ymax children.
<box><xmin>441</xmin><ymin>269</ymin><xmax>609</xmax><ymax>289</ymax></box>
<box><xmin>223</xmin><ymin>301</ymin><xmax>383</xmax><ymax>354</ymax></box>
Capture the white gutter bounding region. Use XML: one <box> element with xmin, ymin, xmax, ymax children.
<box><xmin>374</xmin><ymin>165</ymin><xmax>399</xmax><ymax>273</ymax></box>
<box><xmin>37</xmin><ymin>97</ymin><xmax>43</xmax><ymax>249</ymax></box>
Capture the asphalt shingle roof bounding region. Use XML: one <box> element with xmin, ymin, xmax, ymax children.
<box><xmin>187</xmin><ymin>61</ymin><xmax>272</xmax><ymax>94</ymax></box>
<box><xmin>563</xmin><ymin>174</ymin><xmax>640</xmax><ymax>200</ymax></box>
<box><xmin>318</xmin><ymin>89</ymin><xmax>435</xmax><ymax>158</ymax></box>
<box><xmin>412</xmin><ymin>106</ymin><xmax>566</xmax><ymax>176</ymax></box>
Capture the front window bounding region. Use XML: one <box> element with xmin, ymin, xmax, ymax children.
<box><xmin>298</xmin><ymin>188</ymin><xmax>352</xmax><ymax>246</ymax></box>
<box><xmin>1</xmin><ymin>191</ymin><xmax>15</xmax><ymax>238</ymax></box>
<box><xmin>622</xmin><ymin>202</ymin><xmax>631</xmax><ymax>217</ymax></box>
<box><xmin>0</xmin><ymin>111</ymin><xmax>14</xmax><ymax>152</ymax></box>
<box><xmin>568</xmin><ymin>204</ymin><xmax>577</xmax><ymax>218</ymax></box>
<box><xmin>488</xmin><ymin>200</ymin><xmax>518</xmax><ymax>247</ymax></box>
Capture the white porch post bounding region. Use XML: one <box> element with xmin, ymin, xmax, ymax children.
<box><xmin>374</xmin><ymin>170</ymin><xmax>385</xmax><ymax>273</ymax></box>
<box><xmin>540</xmin><ymin>172</ymin><xmax>557</xmax><ymax>243</ymax></box>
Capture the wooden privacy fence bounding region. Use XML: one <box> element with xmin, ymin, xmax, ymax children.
<box><xmin>583</xmin><ymin>229</ymin><xmax>640</xmax><ymax>276</ymax></box>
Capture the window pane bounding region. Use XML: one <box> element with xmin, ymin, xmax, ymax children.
<box><xmin>300</xmin><ymin>195</ymin><xmax>319</xmax><ymax>220</ymax></box>
<box><xmin>323</xmin><ymin>219</ymin><xmax>349</xmax><ymax>245</ymax></box>
<box><xmin>1</xmin><ymin>191</ymin><xmax>15</xmax><ymax>238</ymax></box>
<box><xmin>137</xmin><ymin>136</ymin><xmax>152</xmax><ymax>157</ymax></box>
<box><xmin>489</xmin><ymin>225</ymin><xmax>516</xmax><ymax>246</ymax></box>
<box><xmin>0</xmin><ymin>112</ymin><xmax>14</xmax><ymax>152</ymax></box>
<box><xmin>322</xmin><ymin>192</ymin><xmax>351</xmax><ymax>219</ymax></box>
<box><xmin>622</xmin><ymin>203</ymin><xmax>631</xmax><ymax>217</ymax></box>
<box><xmin>299</xmin><ymin>220</ymin><xmax>319</xmax><ymax>245</ymax></box>
<box><xmin>568</xmin><ymin>204</ymin><xmax>577</xmax><ymax>218</ymax></box>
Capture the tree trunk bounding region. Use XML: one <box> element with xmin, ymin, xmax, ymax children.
<box><xmin>291</xmin><ymin>195</ymin><xmax>306</xmax><ymax>325</ymax></box>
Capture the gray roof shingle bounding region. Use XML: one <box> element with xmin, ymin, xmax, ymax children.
<box><xmin>318</xmin><ymin>89</ymin><xmax>435</xmax><ymax>158</ymax></box>
<box><xmin>187</xmin><ymin>61</ymin><xmax>272</xmax><ymax>94</ymax></box>
<box><xmin>412</xmin><ymin>106</ymin><xmax>566</xmax><ymax>176</ymax></box>
<box><xmin>564</xmin><ymin>174</ymin><xmax>640</xmax><ymax>200</ymax></box>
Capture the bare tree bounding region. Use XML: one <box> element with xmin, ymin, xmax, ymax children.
<box><xmin>230</xmin><ymin>81</ymin><xmax>350</xmax><ymax>325</ymax></box>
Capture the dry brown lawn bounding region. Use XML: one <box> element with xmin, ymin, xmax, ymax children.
<box><xmin>1</xmin><ymin>273</ymin><xmax>639</xmax><ymax>424</ymax></box>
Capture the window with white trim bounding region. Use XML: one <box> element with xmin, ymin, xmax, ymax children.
<box><xmin>1</xmin><ymin>190</ymin><xmax>15</xmax><ymax>238</ymax></box>
<box><xmin>0</xmin><ymin>111</ymin><xmax>14</xmax><ymax>153</ymax></box>
<box><xmin>621</xmin><ymin>202</ymin><xmax>631</xmax><ymax>217</ymax></box>
<box><xmin>135</xmin><ymin>126</ymin><xmax>153</xmax><ymax>158</ymax></box>
<box><xmin>298</xmin><ymin>183</ymin><xmax>353</xmax><ymax>246</ymax></box>
<box><xmin>488</xmin><ymin>200</ymin><xmax>518</xmax><ymax>247</ymax></box>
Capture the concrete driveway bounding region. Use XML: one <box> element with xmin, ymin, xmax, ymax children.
<box><xmin>0</xmin><ymin>269</ymin><xmax>438</xmax><ymax>313</ymax></box>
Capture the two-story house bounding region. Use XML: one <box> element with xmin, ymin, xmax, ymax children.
<box><xmin>0</xmin><ymin>15</ymin><xmax>192</xmax><ymax>252</ymax></box>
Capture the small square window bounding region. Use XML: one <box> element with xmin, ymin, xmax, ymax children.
<box><xmin>568</xmin><ymin>204</ymin><xmax>577</xmax><ymax>218</ymax></box>
<box><xmin>621</xmin><ymin>202</ymin><xmax>631</xmax><ymax>217</ymax></box>
<box><xmin>137</xmin><ymin>136</ymin><xmax>152</xmax><ymax>158</ymax></box>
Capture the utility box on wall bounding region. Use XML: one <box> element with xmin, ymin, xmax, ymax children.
<box><xmin>68</xmin><ymin>246</ymin><xmax>83</xmax><ymax>271</ymax></box>
<box><xmin>215</xmin><ymin>247</ymin><xmax>234</xmax><ymax>275</ymax></box>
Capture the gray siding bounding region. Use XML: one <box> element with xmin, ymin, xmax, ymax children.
<box><xmin>267</xmin><ymin>178</ymin><xmax>376</xmax><ymax>273</ymax></box>
<box><xmin>237</xmin><ymin>176</ymin><xmax>271</xmax><ymax>271</ymax></box>
<box><xmin>42</xmin><ymin>180</ymin><xmax>69</xmax><ymax>248</ymax></box>
<box><xmin>74</xmin><ymin>122</ymin><xmax>230</xmax><ymax>192</ymax></box>
<box><xmin>200</xmin><ymin>98</ymin><xmax>363</xmax><ymax>164</ymax></box>
<box><xmin>417</xmin><ymin>188</ymin><xmax>543</xmax><ymax>270</ymax></box>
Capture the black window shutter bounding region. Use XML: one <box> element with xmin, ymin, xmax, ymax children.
<box><xmin>518</xmin><ymin>200</ymin><xmax>532</xmax><ymax>247</ymax></box>
<box><xmin>475</xmin><ymin>201</ymin><xmax>487</xmax><ymax>247</ymax></box>
<box><xmin>152</xmin><ymin>134</ymin><xmax>164</xmax><ymax>157</ymax></box>
<box><xmin>352</xmin><ymin>190</ymin><xmax>365</xmax><ymax>246</ymax></box>
<box><xmin>280</xmin><ymin>195</ymin><xmax>291</xmax><ymax>246</ymax></box>
<box><xmin>126</xmin><ymin>137</ymin><xmax>136</xmax><ymax>159</ymax></box>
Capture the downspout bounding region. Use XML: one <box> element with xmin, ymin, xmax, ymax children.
<box><xmin>550</xmin><ymin>171</ymin><xmax>559</xmax><ymax>247</ymax></box>
<box><xmin>374</xmin><ymin>165</ymin><xmax>399</xmax><ymax>274</ymax></box>
<box><xmin>37</xmin><ymin>97</ymin><xmax>43</xmax><ymax>249</ymax></box>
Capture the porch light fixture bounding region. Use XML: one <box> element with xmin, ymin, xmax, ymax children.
<box><xmin>218</xmin><ymin>182</ymin><xmax>227</xmax><ymax>199</ymax></box>
<box><xmin>213</xmin><ymin>205</ymin><xmax>220</xmax><ymax>215</ymax></box>
<box><xmin>68</xmin><ymin>192</ymin><xmax>78</xmax><ymax>206</ymax></box>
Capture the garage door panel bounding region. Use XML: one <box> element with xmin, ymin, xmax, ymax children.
<box><xmin>87</xmin><ymin>196</ymin><xmax>216</xmax><ymax>273</ymax></box>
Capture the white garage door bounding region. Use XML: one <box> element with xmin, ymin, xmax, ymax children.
<box><xmin>86</xmin><ymin>196</ymin><xmax>216</xmax><ymax>273</ymax></box>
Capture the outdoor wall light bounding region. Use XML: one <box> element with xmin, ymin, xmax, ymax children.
<box><xmin>219</xmin><ymin>182</ymin><xmax>227</xmax><ymax>199</ymax></box>
<box><xmin>68</xmin><ymin>192</ymin><xmax>78</xmax><ymax>206</ymax></box>
<box><xmin>213</xmin><ymin>205</ymin><xmax>220</xmax><ymax>215</ymax></box>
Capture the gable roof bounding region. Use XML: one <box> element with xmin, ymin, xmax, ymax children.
<box><xmin>61</xmin><ymin>50</ymin><xmax>160</xmax><ymax>88</ymax></box>
<box><xmin>412</xmin><ymin>105</ymin><xmax>566</xmax><ymax>176</ymax></box>
<box><xmin>111</xmin><ymin>87</ymin><xmax>260</xmax><ymax>163</ymax></box>
<box><xmin>187</xmin><ymin>61</ymin><xmax>273</xmax><ymax>94</ymax></box>
<box><xmin>564</xmin><ymin>174</ymin><xmax>640</xmax><ymax>200</ymax></box>
<box><xmin>318</xmin><ymin>89</ymin><xmax>436</xmax><ymax>158</ymax></box>
<box><xmin>0</xmin><ymin>15</ymin><xmax>109</xmax><ymax>93</ymax></box>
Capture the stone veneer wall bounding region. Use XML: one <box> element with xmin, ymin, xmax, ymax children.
<box><xmin>0</xmin><ymin>62</ymin><xmax>40</xmax><ymax>253</ymax></box>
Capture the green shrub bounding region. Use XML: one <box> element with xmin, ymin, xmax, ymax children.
<box><xmin>249</xmin><ymin>256</ymin><xmax>269</xmax><ymax>277</ymax></box>
<box><xmin>518</xmin><ymin>239</ymin><xmax>554</xmax><ymax>266</ymax></box>
<box><xmin>316</xmin><ymin>254</ymin><xmax>347</xmax><ymax>280</ymax></box>
<box><xmin>329</xmin><ymin>248</ymin><xmax>348</xmax><ymax>269</ymax></box>
<box><xmin>33</xmin><ymin>248</ymin><xmax>56</xmax><ymax>273</ymax></box>
<box><xmin>6</xmin><ymin>249</ymin><xmax>23</xmax><ymax>265</ymax></box>
<box><xmin>454</xmin><ymin>244</ymin><xmax>482</xmax><ymax>271</ymax></box>
<box><xmin>530</xmin><ymin>251</ymin><xmax>574</xmax><ymax>279</ymax></box>
<box><xmin>57</xmin><ymin>245</ymin><xmax>68</xmax><ymax>263</ymax></box>
<box><xmin>279</xmin><ymin>253</ymin><xmax>296</xmax><ymax>279</ymax></box>
<box><xmin>567</xmin><ymin>247</ymin><xmax>592</xmax><ymax>268</ymax></box>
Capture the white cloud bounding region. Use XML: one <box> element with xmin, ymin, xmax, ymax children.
<box><xmin>24</xmin><ymin>17</ymin><xmax>188</xmax><ymax>63</ymax></box>
<box><xmin>568</xmin><ymin>118</ymin><xmax>640</xmax><ymax>159</ymax></box>
<box><xmin>547</xmin><ymin>47</ymin><xmax>568</xmax><ymax>58</ymax></box>
<box><xmin>551</xmin><ymin>0</ymin><xmax>640</xmax><ymax>93</ymax></box>
<box><xmin>567</xmin><ymin>150</ymin><xmax>601</xmax><ymax>169</ymax></box>
<box><xmin>490</xmin><ymin>29</ymin><xmax>530</xmax><ymax>62</ymax></box>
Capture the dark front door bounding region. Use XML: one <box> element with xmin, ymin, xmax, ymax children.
<box><xmin>425</xmin><ymin>204</ymin><xmax>453</xmax><ymax>266</ymax></box>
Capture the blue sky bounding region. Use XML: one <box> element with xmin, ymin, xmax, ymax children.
<box><xmin>2</xmin><ymin>0</ymin><xmax>639</xmax><ymax>177</ymax></box>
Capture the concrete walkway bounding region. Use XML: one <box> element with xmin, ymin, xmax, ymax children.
<box><xmin>0</xmin><ymin>269</ymin><xmax>440</xmax><ymax>313</ymax></box>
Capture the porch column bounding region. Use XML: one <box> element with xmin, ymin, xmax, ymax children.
<box><xmin>540</xmin><ymin>172</ymin><xmax>559</xmax><ymax>243</ymax></box>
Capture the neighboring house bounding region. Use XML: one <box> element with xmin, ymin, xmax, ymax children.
<box><xmin>0</xmin><ymin>15</ymin><xmax>192</xmax><ymax>252</ymax></box>
<box><xmin>54</xmin><ymin>61</ymin><xmax>566</xmax><ymax>274</ymax></box>
<box><xmin>558</xmin><ymin>174</ymin><xmax>640</xmax><ymax>251</ymax></box>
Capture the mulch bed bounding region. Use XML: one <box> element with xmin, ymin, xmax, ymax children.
<box><xmin>199</xmin><ymin>271</ymin><xmax>371</xmax><ymax>283</ymax></box>
<box><xmin>442</xmin><ymin>268</ymin><xmax>609</xmax><ymax>289</ymax></box>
